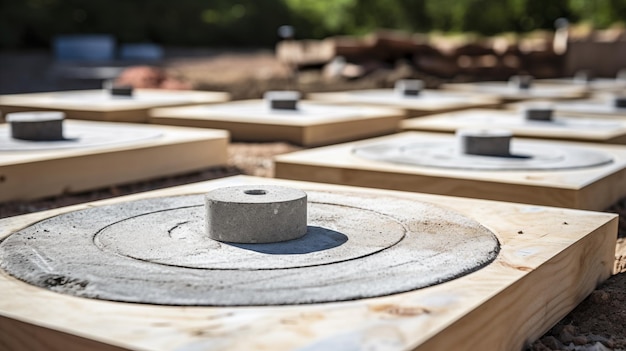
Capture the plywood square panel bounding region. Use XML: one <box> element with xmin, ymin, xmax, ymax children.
<box><xmin>401</xmin><ymin>108</ymin><xmax>626</xmax><ymax>144</ymax></box>
<box><xmin>536</xmin><ymin>77</ymin><xmax>626</xmax><ymax>93</ymax></box>
<box><xmin>0</xmin><ymin>175</ymin><xmax>616</xmax><ymax>350</ymax></box>
<box><xmin>150</xmin><ymin>100</ymin><xmax>404</xmax><ymax>146</ymax></box>
<box><xmin>306</xmin><ymin>89</ymin><xmax>500</xmax><ymax>117</ymax></box>
<box><xmin>275</xmin><ymin>131</ymin><xmax>626</xmax><ymax>210</ymax></box>
<box><xmin>512</xmin><ymin>96</ymin><xmax>626</xmax><ymax>118</ymax></box>
<box><xmin>0</xmin><ymin>89</ymin><xmax>230</xmax><ymax>123</ymax></box>
<box><xmin>0</xmin><ymin>120</ymin><xmax>228</xmax><ymax>202</ymax></box>
<box><xmin>443</xmin><ymin>81</ymin><xmax>587</xmax><ymax>103</ymax></box>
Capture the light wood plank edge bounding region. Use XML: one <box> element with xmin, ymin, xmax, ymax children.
<box><xmin>0</xmin><ymin>136</ymin><xmax>228</xmax><ymax>202</ymax></box>
<box><xmin>150</xmin><ymin>115</ymin><xmax>404</xmax><ymax>146</ymax></box>
<box><xmin>0</xmin><ymin>314</ymin><xmax>131</xmax><ymax>351</ymax></box>
<box><xmin>273</xmin><ymin>161</ymin><xmax>589</xmax><ymax>209</ymax></box>
<box><xmin>417</xmin><ymin>216</ymin><xmax>616</xmax><ymax>350</ymax></box>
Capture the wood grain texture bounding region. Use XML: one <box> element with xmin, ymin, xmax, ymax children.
<box><xmin>0</xmin><ymin>120</ymin><xmax>229</xmax><ymax>202</ymax></box>
<box><xmin>306</xmin><ymin>89</ymin><xmax>501</xmax><ymax>117</ymax></box>
<box><xmin>0</xmin><ymin>175</ymin><xmax>617</xmax><ymax>351</ymax></box>
<box><xmin>0</xmin><ymin>89</ymin><xmax>230</xmax><ymax>123</ymax></box>
<box><xmin>150</xmin><ymin>100</ymin><xmax>404</xmax><ymax>146</ymax></box>
<box><xmin>401</xmin><ymin>108</ymin><xmax>626</xmax><ymax>144</ymax></box>
<box><xmin>274</xmin><ymin>132</ymin><xmax>626</xmax><ymax>211</ymax></box>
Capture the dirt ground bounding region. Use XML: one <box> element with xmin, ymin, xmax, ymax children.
<box><xmin>0</xmin><ymin>49</ymin><xmax>625</xmax><ymax>350</ymax></box>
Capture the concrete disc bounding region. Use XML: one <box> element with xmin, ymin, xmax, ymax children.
<box><xmin>459</xmin><ymin>114</ymin><xmax>622</xmax><ymax>131</ymax></box>
<box><xmin>0</xmin><ymin>122</ymin><xmax>161</xmax><ymax>151</ymax></box>
<box><xmin>0</xmin><ymin>191</ymin><xmax>499</xmax><ymax>306</ymax></box>
<box><xmin>353</xmin><ymin>139</ymin><xmax>613</xmax><ymax>171</ymax></box>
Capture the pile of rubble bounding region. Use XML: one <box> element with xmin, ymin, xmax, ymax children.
<box><xmin>277</xmin><ymin>28</ymin><xmax>626</xmax><ymax>82</ymax></box>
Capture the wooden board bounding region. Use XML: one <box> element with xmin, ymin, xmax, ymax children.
<box><xmin>0</xmin><ymin>120</ymin><xmax>229</xmax><ymax>202</ymax></box>
<box><xmin>536</xmin><ymin>78</ymin><xmax>626</xmax><ymax>93</ymax></box>
<box><xmin>150</xmin><ymin>100</ymin><xmax>404</xmax><ymax>146</ymax></box>
<box><xmin>274</xmin><ymin>131</ymin><xmax>626</xmax><ymax>211</ymax></box>
<box><xmin>442</xmin><ymin>81</ymin><xmax>588</xmax><ymax>103</ymax></box>
<box><xmin>306</xmin><ymin>89</ymin><xmax>500</xmax><ymax>117</ymax></box>
<box><xmin>0</xmin><ymin>89</ymin><xmax>230</xmax><ymax>123</ymax></box>
<box><xmin>401</xmin><ymin>108</ymin><xmax>626</xmax><ymax>144</ymax></box>
<box><xmin>512</xmin><ymin>97</ymin><xmax>626</xmax><ymax>119</ymax></box>
<box><xmin>0</xmin><ymin>175</ymin><xmax>616</xmax><ymax>351</ymax></box>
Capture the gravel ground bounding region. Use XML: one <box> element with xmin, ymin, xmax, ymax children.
<box><xmin>1</xmin><ymin>49</ymin><xmax>625</xmax><ymax>350</ymax></box>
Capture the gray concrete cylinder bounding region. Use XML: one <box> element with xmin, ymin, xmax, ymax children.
<box><xmin>264</xmin><ymin>91</ymin><xmax>300</xmax><ymax>110</ymax></box>
<box><xmin>395</xmin><ymin>79</ymin><xmax>423</xmax><ymax>97</ymax></box>
<box><xmin>205</xmin><ymin>185</ymin><xmax>307</xmax><ymax>243</ymax></box>
<box><xmin>574</xmin><ymin>69</ymin><xmax>593</xmax><ymax>84</ymax></box>
<box><xmin>523</xmin><ymin>106</ymin><xmax>553</xmax><ymax>121</ymax></box>
<box><xmin>457</xmin><ymin>129</ymin><xmax>513</xmax><ymax>157</ymax></box>
<box><xmin>509</xmin><ymin>75</ymin><xmax>533</xmax><ymax>90</ymax></box>
<box><xmin>613</xmin><ymin>95</ymin><xmax>626</xmax><ymax>108</ymax></box>
<box><xmin>110</xmin><ymin>85</ymin><xmax>134</xmax><ymax>97</ymax></box>
<box><xmin>6</xmin><ymin>111</ymin><xmax>65</xmax><ymax>141</ymax></box>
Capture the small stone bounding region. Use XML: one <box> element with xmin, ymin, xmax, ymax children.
<box><xmin>589</xmin><ymin>290</ymin><xmax>610</xmax><ymax>304</ymax></box>
<box><xmin>572</xmin><ymin>335</ymin><xmax>589</xmax><ymax>345</ymax></box>
<box><xmin>540</xmin><ymin>335</ymin><xmax>564</xmax><ymax>350</ymax></box>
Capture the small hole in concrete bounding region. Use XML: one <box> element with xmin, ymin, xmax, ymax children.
<box><xmin>244</xmin><ymin>189</ymin><xmax>267</xmax><ymax>195</ymax></box>
<box><xmin>0</xmin><ymin>175</ymin><xmax>5</xmax><ymax>183</ymax></box>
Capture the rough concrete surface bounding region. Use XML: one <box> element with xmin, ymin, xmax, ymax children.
<box><xmin>353</xmin><ymin>138</ymin><xmax>613</xmax><ymax>170</ymax></box>
<box><xmin>0</xmin><ymin>191</ymin><xmax>499</xmax><ymax>306</ymax></box>
<box><xmin>0</xmin><ymin>120</ymin><xmax>161</xmax><ymax>151</ymax></box>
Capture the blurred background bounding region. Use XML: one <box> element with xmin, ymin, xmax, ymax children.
<box><xmin>2</xmin><ymin>0</ymin><xmax>625</xmax><ymax>96</ymax></box>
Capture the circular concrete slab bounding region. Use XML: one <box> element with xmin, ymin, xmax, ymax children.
<box><xmin>0</xmin><ymin>191</ymin><xmax>499</xmax><ymax>306</ymax></box>
<box><xmin>353</xmin><ymin>139</ymin><xmax>613</xmax><ymax>171</ymax></box>
<box><xmin>458</xmin><ymin>113</ymin><xmax>622</xmax><ymax>130</ymax></box>
<box><xmin>0</xmin><ymin>122</ymin><xmax>161</xmax><ymax>151</ymax></box>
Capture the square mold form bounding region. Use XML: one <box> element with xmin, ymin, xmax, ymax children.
<box><xmin>0</xmin><ymin>120</ymin><xmax>228</xmax><ymax>202</ymax></box>
<box><xmin>0</xmin><ymin>89</ymin><xmax>230</xmax><ymax>123</ymax></box>
<box><xmin>150</xmin><ymin>100</ymin><xmax>404</xmax><ymax>146</ymax></box>
<box><xmin>0</xmin><ymin>175</ymin><xmax>616</xmax><ymax>351</ymax></box>
<box><xmin>442</xmin><ymin>81</ymin><xmax>587</xmax><ymax>103</ymax></box>
<box><xmin>306</xmin><ymin>89</ymin><xmax>500</xmax><ymax>117</ymax></box>
<box><xmin>274</xmin><ymin>131</ymin><xmax>626</xmax><ymax>211</ymax></box>
<box><xmin>401</xmin><ymin>108</ymin><xmax>626</xmax><ymax>144</ymax></box>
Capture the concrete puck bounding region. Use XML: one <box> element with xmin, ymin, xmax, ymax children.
<box><xmin>574</xmin><ymin>70</ymin><xmax>593</xmax><ymax>84</ymax></box>
<box><xmin>456</xmin><ymin>129</ymin><xmax>513</xmax><ymax>157</ymax></box>
<box><xmin>110</xmin><ymin>85</ymin><xmax>134</xmax><ymax>97</ymax></box>
<box><xmin>522</xmin><ymin>105</ymin><xmax>554</xmax><ymax>121</ymax></box>
<box><xmin>613</xmin><ymin>95</ymin><xmax>626</xmax><ymax>108</ymax></box>
<box><xmin>6</xmin><ymin>111</ymin><xmax>65</xmax><ymax>141</ymax></box>
<box><xmin>395</xmin><ymin>79</ymin><xmax>423</xmax><ymax>97</ymax></box>
<box><xmin>264</xmin><ymin>91</ymin><xmax>300</xmax><ymax>110</ymax></box>
<box><xmin>509</xmin><ymin>75</ymin><xmax>533</xmax><ymax>90</ymax></box>
<box><xmin>205</xmin><ymin>185</ymin><xmax>307</xmax><ymax>243</ymax></box>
